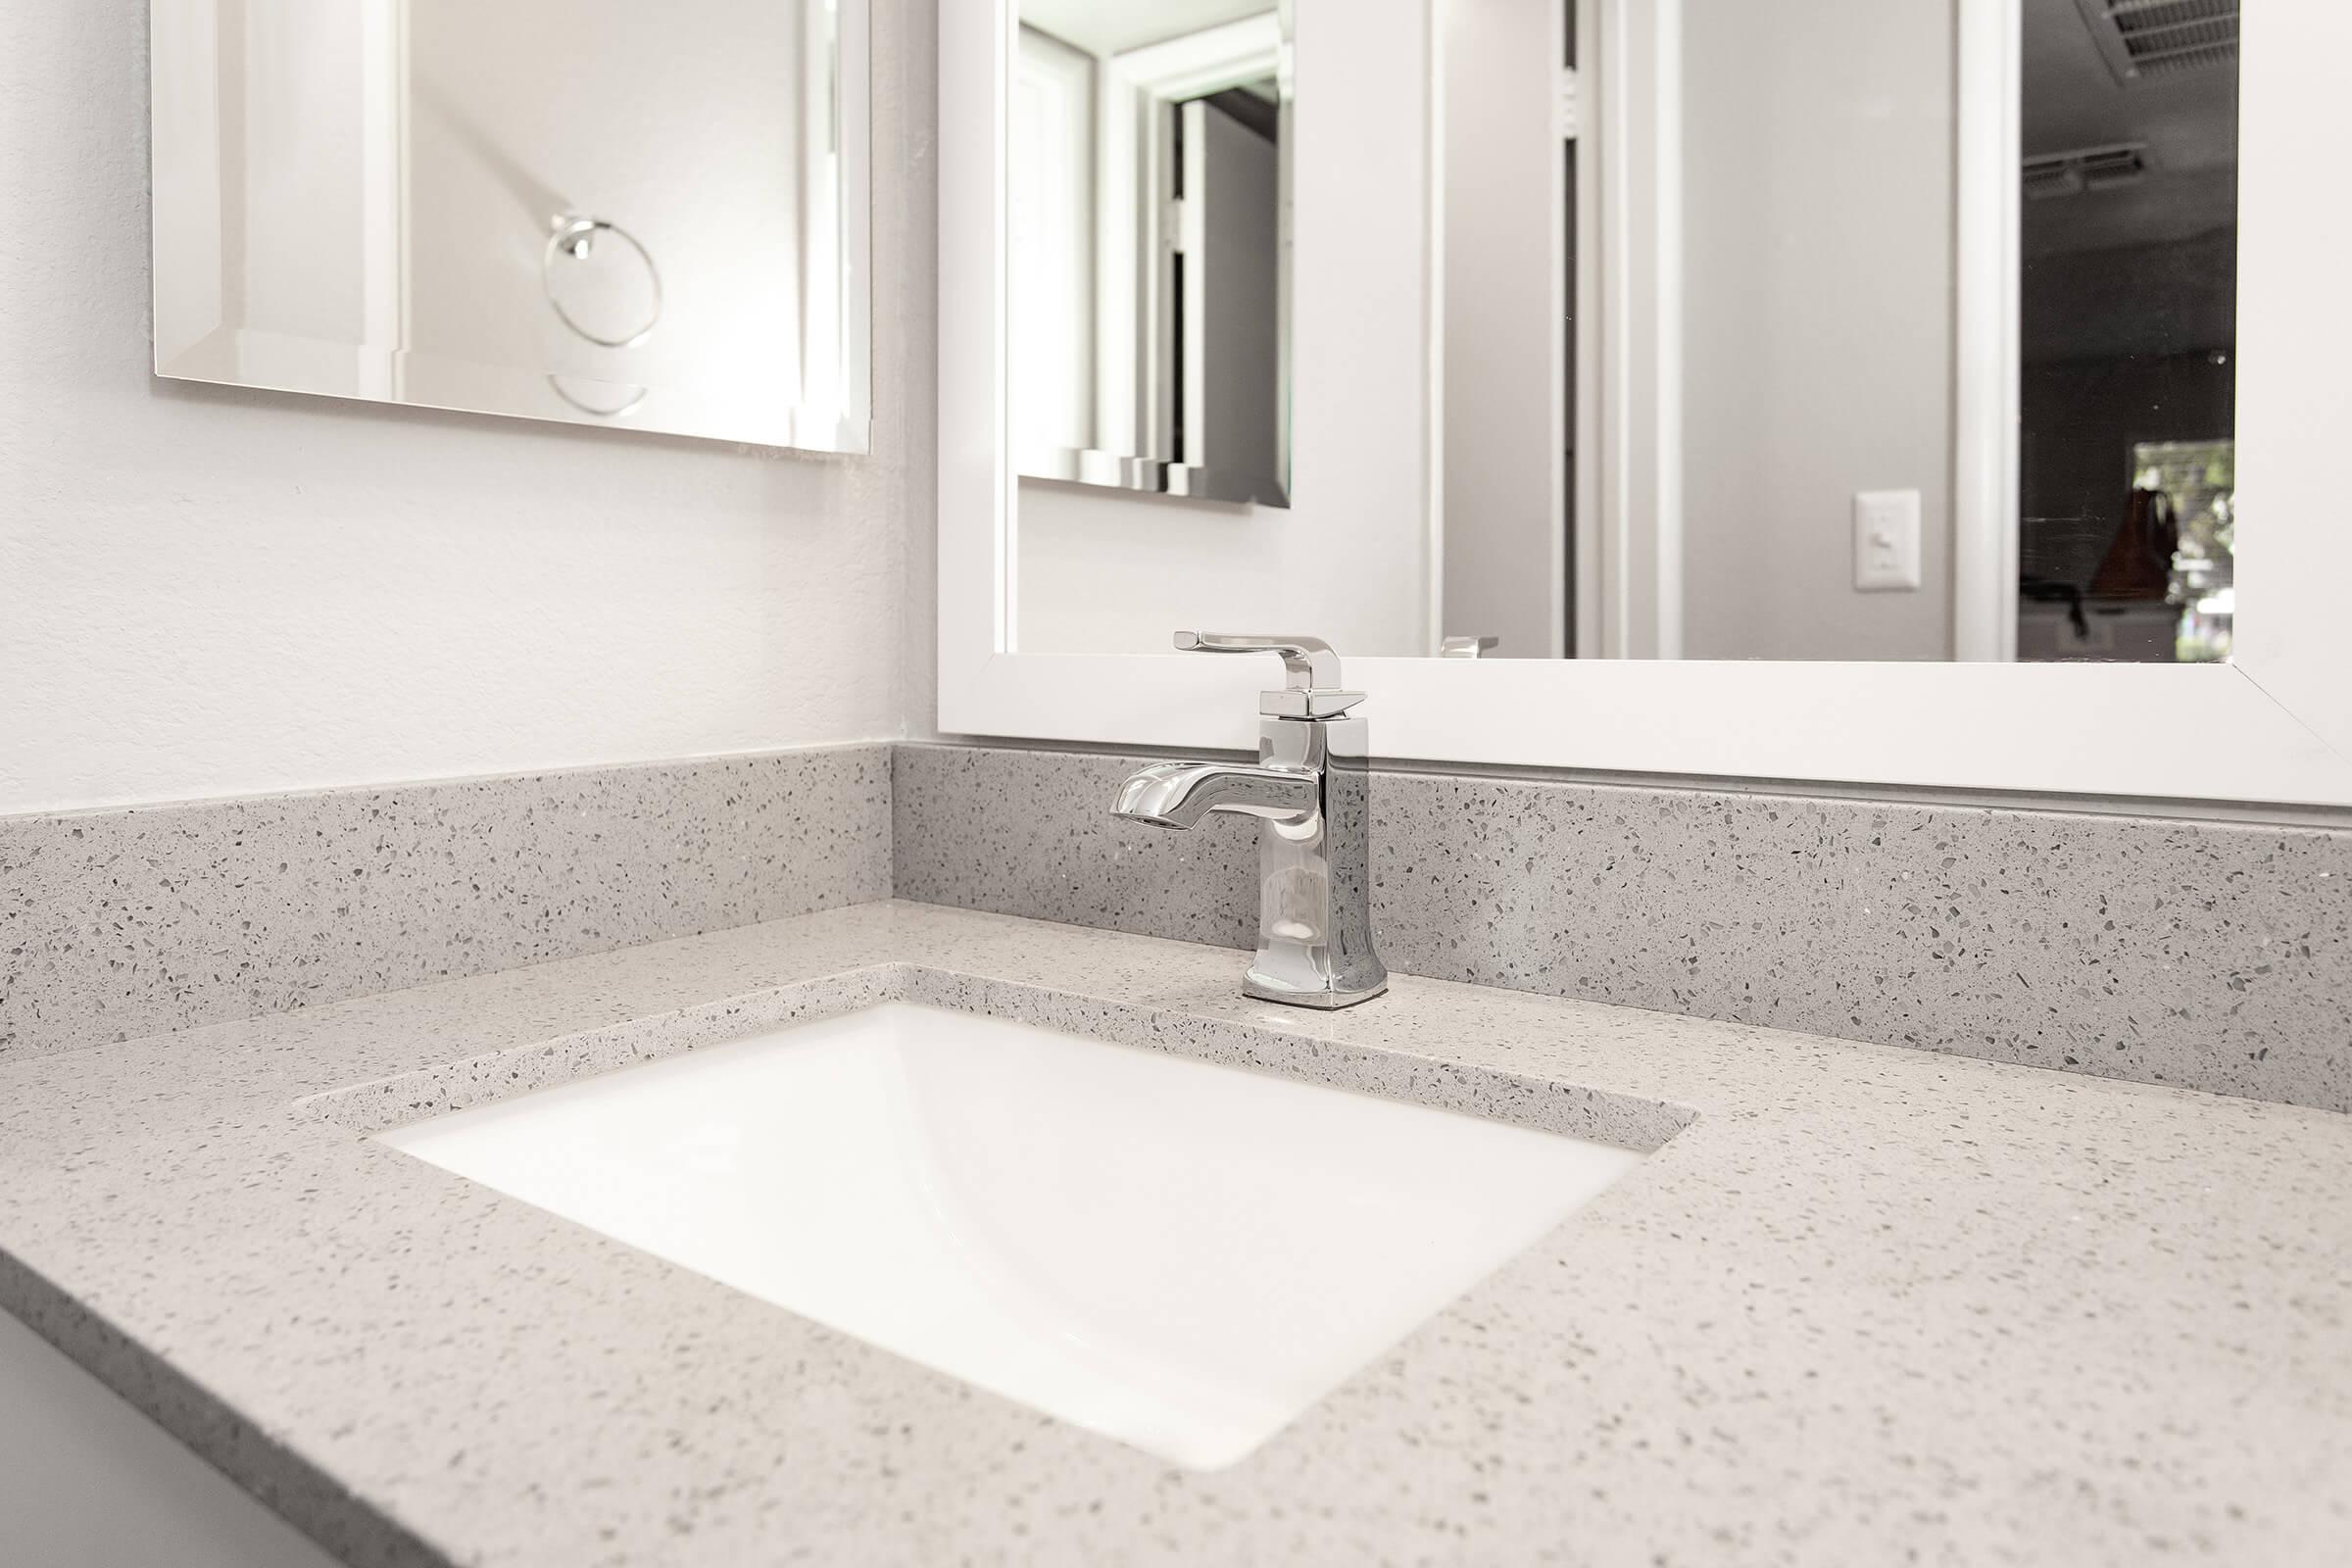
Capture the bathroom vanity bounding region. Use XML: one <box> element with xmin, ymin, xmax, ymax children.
<box><xmin>7</xmin><ymin>0</ymin><xmax>2349</xmax><ymax>1564</ymax></box>
<box><xmin>2</xmin><ymin>899</ymin><xmax>2347</xmax><ymax>1564</ymax></box>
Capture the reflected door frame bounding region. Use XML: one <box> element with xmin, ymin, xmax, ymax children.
<box><xmin>1584</xmin><ymin>0</ymin><xmax>1681</xmax><ymax>660</ymax></box>
<box><xmin>1097</xmin><ymin>16</ymin><xmax>1288</xmax><ymax>473</ymax></box>
<box><xmin>1952</xmin><ymin>0</ymin><xmax>2023</xmax><ymax>662</ymax></box>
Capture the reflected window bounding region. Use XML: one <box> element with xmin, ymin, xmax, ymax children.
<box><xmin>2017</xmin><ymin>0</ymin><xmax>2237</xmax><ymax>663</ymax></box>
<box><xmin>2135</xmin><ymin>437</ymin><xmax>2234</xmax><ymax>662</ymax></box>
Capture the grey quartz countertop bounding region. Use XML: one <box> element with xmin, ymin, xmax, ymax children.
<box><xmin>2</xmin><ymin>900</ymin><xmax>2347</xmax><ymax>1567</ymax></box>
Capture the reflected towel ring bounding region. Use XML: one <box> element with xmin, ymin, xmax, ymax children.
<box><xmin>546</xmin><ymin>373</ymin><xmax>649</xmax><ymax>419</ymax></box>
<box><xmin>542</xmin><ymin>216</ymin><xmax>662</xmax><ymax>348</ymax></box>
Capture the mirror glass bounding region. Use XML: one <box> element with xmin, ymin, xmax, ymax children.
<box><xmin>1009</xmin><ymin>0</ymin><xmax>2238</xmax><ymax>664</ymax></box>
<box><xmin>152</xmin><ymin>0</ymin><xmax>869</xmax><ymax>452</ymax></box>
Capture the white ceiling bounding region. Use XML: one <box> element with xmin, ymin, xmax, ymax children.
<box><xmin>1020</xmin><ymin>0</ymin><xmax>1275</xmax><ymax>59</ymax></box>
<box><xmin>2021</xmin><ymin>0</ymin><xmax>2236</xmax><ymax>257</ymax></box>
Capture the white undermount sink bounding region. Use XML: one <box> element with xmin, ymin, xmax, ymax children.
<box><xmin>375</xmin><ymin>1002</ymin><xmax>1642</xmax><ymax>1468</ymax></box>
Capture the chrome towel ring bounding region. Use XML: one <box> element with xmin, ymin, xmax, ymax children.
<box><xmin>542</xmin><ymin>216</ymin><xmax>662</xmax><ymax>348</ymax></box>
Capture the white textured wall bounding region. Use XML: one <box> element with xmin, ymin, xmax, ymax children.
<box><xmin>1676</xmin><ymin>0</ymin><xmax>1956</xmax><ymax>662</ymax></box>
<box><xmin>0</xmin><ymin>0</ymin><xmax>935</xmax><ymax>814</ymax></box>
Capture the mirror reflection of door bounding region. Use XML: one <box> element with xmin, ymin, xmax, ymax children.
<box><xmin>1175</xmin><ymin>87</ymin><xmax>1283</xmax><ymax>490</ymax></box>
<box><xmin>1011</xmin><ymin>4</ymin><xmax>1291</xmax><ymax>506</ymax></box>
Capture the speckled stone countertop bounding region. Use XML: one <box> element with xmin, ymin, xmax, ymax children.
<box><xmin>3</xmin><ymin>902</ymin><xmax>2347</xmax><ymax>1566</ymax></box>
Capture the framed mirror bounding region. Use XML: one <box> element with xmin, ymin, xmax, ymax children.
<box><xmin>944</xmin><ymin>2</ymin><xmax>2352</xmax><ymax>806</ymax></box>
<box><xmin>150</xmin><ymin>0</ymin><xmax>870</xmax><ymax>452</ymax></box>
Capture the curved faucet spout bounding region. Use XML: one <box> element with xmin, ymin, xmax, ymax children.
<box><xmin>1105</xmin><ymin>631</ymin><xmax>1387</xmax><ymax>1009</ymax></box>
<box><xmin>1111</xmin><ymin>761</ymin><xmax>1317</xmax><ymax>830</ymax></box>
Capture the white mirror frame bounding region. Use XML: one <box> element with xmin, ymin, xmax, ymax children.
<box><xmin>942</xmin><ymin>2</ymin><xmax>2352</xmax><ymax>808</ymax></box>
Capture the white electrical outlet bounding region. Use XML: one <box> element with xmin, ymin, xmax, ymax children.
<box><xmin>1853</xmin><ymin>489</ymin><xmax>1922</xmax><ymax>592</ymax></box>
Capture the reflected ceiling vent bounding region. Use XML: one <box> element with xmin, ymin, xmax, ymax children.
<box><xmin>2074</xmin><ymin>0</ymin><xmax>2238</xmax><ymax>84</ymax></box>
<box><xmin>2024</xmin><ymin>142</ymin><xmax>2151</xmax><ymax>200</ymax></box>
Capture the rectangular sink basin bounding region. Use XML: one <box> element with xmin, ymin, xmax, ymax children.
<box><xmin>375</xmin><ymin>1002</ymin><xmax>1642</xmax><ymax>1469</ymax></box>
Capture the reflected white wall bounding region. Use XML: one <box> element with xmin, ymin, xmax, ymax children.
<box><xmin>1438</xmin><ymin>0</ymin><xmax>1564</xmax><ymax>661</ymax></box>
<box><xmin>1676</xmin><ymin>0</ymin><xmax>1957</xmax><ymax>662</ymax></box>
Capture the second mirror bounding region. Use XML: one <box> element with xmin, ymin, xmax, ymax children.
<box><xmin>1012</xmin><ymin>3</ymin><xmax>1291</xmax><ymax>506</ymax></box>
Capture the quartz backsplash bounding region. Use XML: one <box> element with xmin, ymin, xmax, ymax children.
<box><xmin>895</xmin><ymin>743</ymin><xmax>2352</xmax><ymax>1112</ymax></box>
<box><xmin>0</xmin><ymin>746</ymin><xmax>892</xmax><ymax>1061</ymax></box>
<box><xmin>7</xmin><ymin>739</ymin><xmax>2344</xmax><ymax>1112</ymax></box>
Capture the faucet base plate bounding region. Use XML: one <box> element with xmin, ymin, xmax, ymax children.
<box><xmin>1243</xmin><ymin>974</ymin><xmax>1390</xmax><ymax>1010</ymax></box>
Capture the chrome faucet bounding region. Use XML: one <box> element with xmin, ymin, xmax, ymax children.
<box><xmin>1111</xmin><ymin>633</ymin><xmax>1388</xmax><ymax>1009</ymax></box>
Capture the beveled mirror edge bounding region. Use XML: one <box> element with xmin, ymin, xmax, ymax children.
<box><xmin>943</xmin><ymin>0</ymin><xmax>2352</xmax><ymax>808</ymax></box>
<box><xmin>1021</xmin><ymin>449</ymin><xmax>1288</xmax><ymax>508</ymax></box>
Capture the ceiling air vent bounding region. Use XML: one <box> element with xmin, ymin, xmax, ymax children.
<box><xmin>2074</xmin><ymin>0</ymin><xmax>2238</xmax><ymax>84</ymax></box>
<box><xmin>2024</xmin><ymin>142</ymin><xmax>2151</xmax><ymax>200</ymax></box>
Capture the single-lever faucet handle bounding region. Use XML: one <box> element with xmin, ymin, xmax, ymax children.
<box><xmin>1173</xmin><ymin>631</ymin><xmax>1365</xmax><ymax>719</ymax></box>
<box><xmin>1173</xmin><ymin>631</ymin><xmax>1341</xmax><ymax>691</ymax></box>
